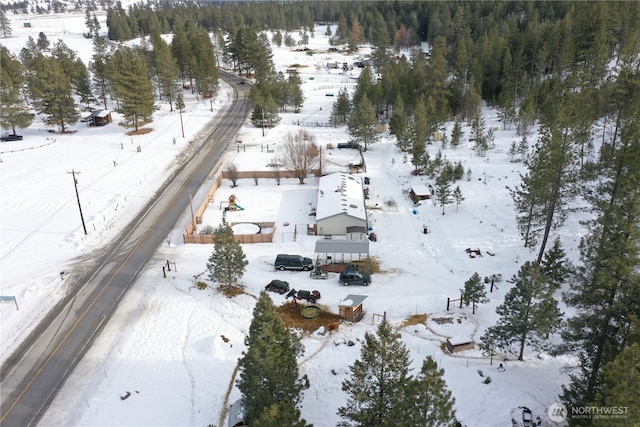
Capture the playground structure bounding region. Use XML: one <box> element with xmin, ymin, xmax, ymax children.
<box><xmin>226</xmin><ymin>194</ymin><xmax>244</xmax><ymax>211</ymax></box>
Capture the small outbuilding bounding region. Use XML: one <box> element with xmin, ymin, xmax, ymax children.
<box><xmin>316</xmin><ymin>173</ymin><xmax>367</xmax><ymax>236</ymax></box>
<box><xmin>87</xmin><ymin>110</ymin><xmax>112</xmax><ymax>127</ymax></box>
<box><xmin>339</xmin><ymin>294</ymin><xmax>368</xmax><ymax>322</ymax></box>
<box><xmin>446</xmin><ymin>336</ymin><xmax>474</xmax><ymax>353</ymax></box>
<box><xmin>410</xmin><ymin>183</ymin><xmax>434</xmax><ymax>201</ymax></box>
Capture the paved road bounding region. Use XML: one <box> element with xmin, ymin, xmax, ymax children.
<box><xmin>0</xmin><ymin>71</ymin><xmax>250</xmax><ymax>427</ymax></box>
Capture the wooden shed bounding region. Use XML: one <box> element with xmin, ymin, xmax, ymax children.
<box><xmin>410</xmin><ymin>183</ymin><xmax>434</xmax><ymax>201</ymax></box>
<box><xmin>446</xmin><ymin>336</ymin><xmax>474</xmax><ymax>353</ymax></box>
<box><xmin>87</xmin><ymin>110</ymin><xmax>112</xmax><ymax>127</ymax></box>
<box><xmin>339</xmin><ymin>294</ymin><xmax>367</xmax><ymax>322</ymax></box>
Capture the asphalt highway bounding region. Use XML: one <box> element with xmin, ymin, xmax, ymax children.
<box><xmin>0</xmin><ymin>71</ymin><xmax>250</xmax><ymax>427</ymax></box>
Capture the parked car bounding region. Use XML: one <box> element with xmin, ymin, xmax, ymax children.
<box><xmin>265</xmin><ymin>279</ymin><xmax>290</xmax><ymax>294</ymax></box>
<box><xmin>274</xmin><ymin>254</ymin><xmax>313</xmax><ymax>271</ymax></box>
<box><xmin>1</xmin><ymin>134</ymin><xmax>23</xmax><ymax>141</ymax></box>
<box><xmin>339</xmin><ymin>268</ymin><xmax>371</xmax><ymax>286</ymax></box>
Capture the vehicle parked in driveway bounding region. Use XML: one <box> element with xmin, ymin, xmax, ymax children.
<box><xmin>265</xmin><ymin>279</ymin><xmax>290</xmax><ymax>294</ymax></box>
<box><xmin>339</xmin><ymin>268</ymin><xmax>371</xmax><ymax>286</ymax></box>
<box><xmin>274</xmin><ymin>254</ymin><xmax>313</xmax><ymax>271</ymax></box>
<box><xmin>1</xmin><ymin>134</ymin><xmax>23</xmax><ymax>141</ymax></box>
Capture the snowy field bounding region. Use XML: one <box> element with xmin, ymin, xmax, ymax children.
<box><xmin>0</xmin><ymin>11</ymin><xmax>588</xmax><ymax>427</ymax></box>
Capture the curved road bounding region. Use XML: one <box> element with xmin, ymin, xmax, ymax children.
<box><xmin>0</xmin><ymin>71</ymin><xmax>250</xmax><ymax>427</ymax></box>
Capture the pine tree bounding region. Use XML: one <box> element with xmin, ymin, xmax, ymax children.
<box><xmin>561</xmin><ymin>71</ymin><xmax>640</xmax><ymax>408</ymax></box>
<box><xmin>450</xmin><ymin>120</ymin><xmax>463</xmax><ymax>149</ymax></box>
<box><xmin>462</xmin><ymin>272</ymin><xmax>488</xmax><ymax>314</ymax></box>
<box><xmin>287</xmin><ymin>73</ymin><xmax>304</xmax><ymax>113</ymax></box>
<box><xmin>0</xmin><ymin>10</ymin><xmax>11</xmax><ymax>38</ymax></box>
<box><xmin>405</xmin><ymin>356</ymin><xmax>458</xmax><ymax>427</ymax></box>
<box><xmin>347</xmin><ymin>93</ymin><xmax>378</xmax><ymax>151</ymax></box>
<box><xmin>108</xmin><ymin>46</ymin><xmax>155</xmax><ymax>131</ymax></box>
<box><xmin>331</xmin><ymin>88</ymin><xmax>351</xmax><ymax>126</ymax></box>
<box><xmin>592</xmin><ymin>342</ymin><xmax>640</xmax><ymax>425</ymax></box>
<box><xmin>452</xmin><ymin>186</ymin><xmax>464</xmax><ymax>212</ymax></box>
<box><xmin>151</xmin><ymin>31</ymin><xmax>180</xmax><ymax>111</ymax></box>
<box><xmin>28</xmin><ymin>54</ymin><xmax>78</xmax><ymax>132</ymax></box>
<box><xmin>237</xmin><ymin>292</ymin><xmax>306</xmax><ymax>426</ymax></box>
<box><xmin>0</xmin><ymin>47</ymin><xmax>33</xmax><ymax>133</ymax></box>
<box><xmin>206</xmin><ymin>224</ymin><xmax>248</xmax><ymax>287</ymax></box>
<box><xmin>483</xmin><ymin>261</ymin><xmax>562</xmax><ymax>360</ymax></box>
<box><xmin>36</xmin><ymin>32</ymin><xmax>50</xmax><ymax>51</ymax></box>
<box><xmin>539</xmin><ymin>237</ymin><xmax>570</xmax><ymax>291</ymax></box>
<box><xmin>90</xmin><ymin>35</ymin><xmax>111</xmax><ymax>110</ymax></box>
<box><xmin>338</xmin><ymin>318</ymin><xmax>412</xmax><ymax>427</ymax></box>
<box><xmin>435</xmin><ymin>176</ymin><xmax>453</xmax><ymax>215</ymax></box>
<box><xmin>251</xmin><ymin>402</ymin><xmax>310</xmax><ymax>427</ymax></box>
<box><xmin>471</xmin><ymin>113</ymin><xmax>488</xmax><ymax>156</ymax></box>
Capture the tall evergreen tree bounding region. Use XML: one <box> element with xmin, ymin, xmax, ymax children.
<box><xmin>592</xmin><ymin>342</ymin><xmax>640</xmax><ymax>424</ymax></box>
<box><xmin>435</xmin><ymin>176</ymin><xmax>453</xmax><ymax>215</ymax></box>
<box><xmin>452</xmin><ymin>185</ymin><xmax>464</xmax><ymax>212</ymax></box>
<box><xmin>338</xmin><ymin>319</ymin><xmax>412</xmax><ymax>427</ymax></box>
<box><xmin>450</xmin><ymin>121</ymin><xmax>463</xmax><ymax>149</ymax></box>
<box><xmin>539</xmin><ymin>237</ymin><xmax>570</xmax><ymax>291</ymax></box>
<box><xmin>347</xmin><ymin>92</ymin><xmax>378</xmax><ymax>151</ymax></box>
<box><xmin>28</xmin><ymin>54</ymin><xmax>78</xmax><ymax>132</ymax></box>
<box><xmin>108</xmin><ymin>46</ymin><xmax>155</xmax><ymax>131</ymax></box>
<box><xmin>206</xmin><ymin>224</ymin><xmax>248</xmax><ymax>287</ymax></box>
<box><xmin>151</xmin><ymin>31</ymin><xmax>180</xmax><ymax>111</ymax></box>
<box><xmin>330</xmin><ymin>87</ymin><xmax>350</xmax><ymax>126</ymax></box>
<box><xmin>0</xmin><ymin>47</ymin><xmax>33</xmax><ymax>133</ymax></box>
<box><xmin>287</xmin><ymin>73</ymin><xmax>304</xmax><ymax>113</ymax></box>
<box><xmin>0</xmin><ymin>10</ymin><xmax>11</xmax><ymax>38</ymax></box>
<box><xmin>237</xmin><ymin>291</ymin><xmax>306</xmax><ymax>426</ymax></box>
<box><xmin>405</xmin><ymin>356</ymin><xmax>458</xmax><ymax>427</ymax></box>
<box><xmin>482</xmin><ymin>261</ymin><xmax>562</xmax><ymax>361</ymax></box>
<box><xmin>462</xmin><ymin>272</ymin><xmax>488</xmax><ymax>314</ymax></box>
<box><xmin>89</xmin><ymin>36</ymin><xmax>112</xmax><ymax>110</ymax></box>
<box><xmin>561</xmin><ymin>68</ymin><xmax>640</xmax><ymax>409</ymax></box>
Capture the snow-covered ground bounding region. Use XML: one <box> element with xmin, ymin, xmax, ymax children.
<box><xmin>0</xmin><ymin>11</ymin><xmax>586</xmax><ymax>427</ymax></box>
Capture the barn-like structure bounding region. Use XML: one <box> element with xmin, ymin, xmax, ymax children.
<box><xmin>315</xmin><ymin>173</ymin><xmax>367</xmax><ymax>236</ymax></box>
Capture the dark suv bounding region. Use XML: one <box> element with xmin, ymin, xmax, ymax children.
<box><xmin>274</xmin><ymin>254</ymin><xmax>313</xmax><ymax>271</ymax></box>
<box><xmin>339</xmin><ymin>269</ymin><xmax>371</xmax><ymax>286</ymax></box>
<box><xmin>1</xmin><ymin>134</ymin><xmax>23</xmax><ymax>141</ymax></box>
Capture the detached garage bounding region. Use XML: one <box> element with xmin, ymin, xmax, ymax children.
<box><xmin>316</xmin><ymin>173</ymin><xmax>367</xmax><ymax>236</ymax></box>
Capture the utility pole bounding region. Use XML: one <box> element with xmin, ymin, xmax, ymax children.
<box><xmin>67</xmin><ymin>169</ymin><xmax>87</xmax><ymax>235</ymax></box>
<box><xmin>188</xmin><ymin>191</ymin><xmax>196</xmax><ymax>229</ymax></box>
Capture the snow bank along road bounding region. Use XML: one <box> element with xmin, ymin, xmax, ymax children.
<box><xmin>0</xmin><ymin>71</ymin><xmax>251</xmax><ymax>427</ymax></box>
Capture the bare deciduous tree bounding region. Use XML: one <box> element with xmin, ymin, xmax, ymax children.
<box><xmin>276</xmin><ymin>130</ymin><xmax>321</xmax><ymax>184</ymax></box>
<box><xmin>226</xmin><ymin>162</ymin><xmax>239</xmax><ymax>187</ymax></box>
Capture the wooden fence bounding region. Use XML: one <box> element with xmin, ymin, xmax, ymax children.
<box><xmin>182</xmin><ymin>168</ymin><xmax>320</xmax><ymax>244</ymax></box>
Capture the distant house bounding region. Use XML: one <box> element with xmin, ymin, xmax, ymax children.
<box><xmin>316</xmin><ymin>173</ymin><xmax>367</xmax><ymax>236</ymax></box>
<box><xmin>410</xmin><ymin>183</ymin><xmax>434</xmax><ymax>202</ymax></box>
<box><xmin>87</xmin><ymin>110</ymin><xmax>112</xmax><ymax>127</ymax></box>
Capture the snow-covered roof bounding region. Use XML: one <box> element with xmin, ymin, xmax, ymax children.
<box><xmin>89</xmin><ymin>110</ymin><xmax>111</xmax><ymax>118</ymax></box>
<box><xmin>447</xmin><ymin>336</ymin><xmax>473</xmax><ymax>346</ymax></box>
<box><xmin>411</xmin><ymin>183</ymin><xmax>432</xmax><ymax>196</ymax></box>
<box><xmin>340</xmin><ymin>294</ymin><xmax>368</xmax><ymax>307</ymax></box>
<box><xmin>316</xmin><ymin>173</ymin><xmax>366</xmax><ymax>221</ymax></box>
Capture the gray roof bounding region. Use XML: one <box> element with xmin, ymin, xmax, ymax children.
<box><xmin>340</xmin><ymin>294</ymin><xmax>368</xmax><ymax>307</ymax></box>
<box><xmin>315</xmin><ymin>237</ymin><xmax>369</xmax><ymax>255</ymax></box>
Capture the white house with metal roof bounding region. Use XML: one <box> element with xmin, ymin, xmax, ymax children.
<box><xmin>315</xmin><ymin>173</ymin><xmax>368</xmax><ymax>236</ymax></box>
